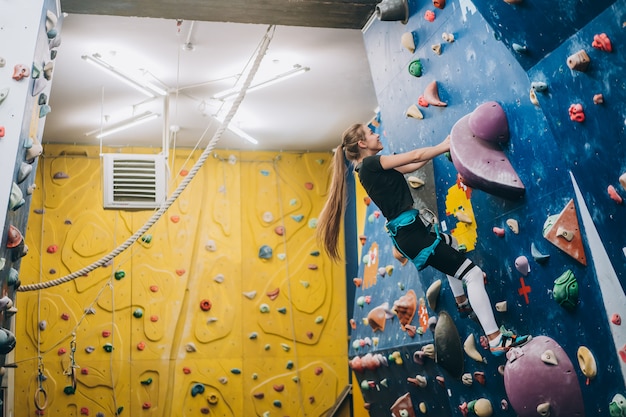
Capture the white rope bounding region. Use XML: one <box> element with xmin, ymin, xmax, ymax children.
<box><xmin>18</xmin><ymin>25</ymin><xmax>275</xmax><ymax>292</ymax></box>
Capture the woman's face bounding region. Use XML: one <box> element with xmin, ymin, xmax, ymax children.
<box><xmin>360</xmin><ymin>125</ymin><xmax>382</xmax><ymax>153</ymax></box>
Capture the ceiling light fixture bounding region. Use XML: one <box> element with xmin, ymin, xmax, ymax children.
<box><xmin>212</xmin><ymin>64</ymin><xmax>310</xmax><ymax>101</ymax></box>
<box><xmin>82</xmin><ymin>53</ymin><xmax>168</xmax><ymax>98</ymax></box>
<box><xmin>214</xmin><ymin>112</ymin><xmax>258</xmax><ymax>145</ymax></box>
<box><xmin>86</xmin><ymin>111</ymin><xmax>160</xmax><ymax>139</ymax></box>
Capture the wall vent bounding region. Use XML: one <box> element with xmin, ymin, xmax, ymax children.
<box><xmin>102</xmin><ymin>154</ymin><xmax>168</xmax><ymax>209</ymax></box>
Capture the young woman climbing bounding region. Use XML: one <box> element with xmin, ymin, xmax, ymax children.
<box><xmin>316</xmin><ymin>123</ymin><xmax>530</xmax><ymax>356</ymax></box>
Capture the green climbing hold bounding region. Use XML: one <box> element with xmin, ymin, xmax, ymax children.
<box><xmin>103</xmin><ymin>343</ymin><xmax>114</xmax><ymax>352</ymax></box>
<box><xmin>114</xmin><ymin>270</ymin><xmax>125</xmax><ymax>280</ymax></box>
<box><xmin>286</xmin><ymin>360</ymin><xmax>294</xmax><ymax>369</ymax></box>
<box><xmin>63</xmin><ymin>385</ymin><xmax>76</xmax><ymax>395</ymax></box>
<box><xmin>140</xmin><ymin>378</ymin><xmax>153</xmax><ymax>385</ymax></box>
<box><xmin>141</xmin><ymin>234</ymin><xmax>152</xmax><ymax>244</ymax></box>
<box><xmin>133</xmin><ymin>309</ymin><xmax>143</xmax><ymax>318</ymax></box>
<box><xmin>553</xmin><ymin>269</ymin><xmax>578</xmax><ymax>310</ymax></box>
<box><xmin>408</xmin><ymin>59</ymin><xmax>423</xmax><ymax>77</ymax></box>
<box><xmin>231</xmin><ymin>368</ymin><xmax>241</xmax><ymax>374</ymax></box>
<box><xmin>277</xmin><ymin>307</ymin><xmax>287</xmax><ymax>314</ymax></box>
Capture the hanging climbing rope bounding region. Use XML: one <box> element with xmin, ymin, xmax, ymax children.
<box><xmin>18</xmin><ymin>25</ymin><xmax>276</xmax><ymax>292</ymax></box>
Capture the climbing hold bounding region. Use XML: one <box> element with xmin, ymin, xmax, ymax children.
<box><xmin>468</xmin><ymin>101</ymin><xmax>509</xmax><ymax>143</ymax></box>
<box><xmin>274</xmin><ymin>225</ymin><xmax>285</xmax><ymax>236</ymax></box>
<box><xmin>103</xmin><ymin>343</ymin><xmax>114</xmax><ymax>352</ymax></box>
<box><xmin>553</xmin><ymin>269</ymin><xmax>578</xmax><ymax>310</ymax></box>
<box><xmin>512</xmin><ymin>43</ymin><xmax>528</xmax><ymax>54</ymax></box>
<box><xmin>231</xmin><ymin>368</ymin><xmax>241</xmax><ymax>374</ymax></box>
<box><xmin>426</xmin><ymin>279</ymin><xmax>441</xmax><ymax>310</ymax></box>
<box><xmin>433</xmin><ymin>0</ymin><xmax>445</xmax><ymax>8</ymax></box>
<box><xmin>390</xmin><ymin>393</ymin><xmax>416</xmax><ymax>417</ymax></box>
<box><xmin>353</xmin><ymin>277</ymin><xmax>362</xmax><ymax>287</ymax></box>
<box><xmin>0</xmin><ymin>88</ymin><xmax>8</xmax><ymax>105</ymax></box>
<box><xmin>592</xmin><ymin>33</ymin><xmax>612</xmax><ymax>52</ymax></box>
<box><xmin>200</xmin><ymin>299</ymin><xmax>212</xmax><ymax>311</ymax></box>
<box><xmin>543</xmin><ymin>200</ymin><xmax>586</xmax><ymax>265</ymax></box>
<box><xmin>423</xmin><ymin>80</ymin><xmax>447</xmax><ymax>106</ymax></box>
<box><xmin>277</xmin><ymin>307</ymin><xmax>287</xmax><ymax>314</ymax></box>
<box><xmin>431</xmin><ymin>43</ymin><xmax>442</xmax><ymax>55</ymax></box>
<box><xmin>608</xmin><ymin>185</ymin><xmax>623</xmax><ymax>204</ymax></box>
<box><xmin>406</xmin><ymin>104</ymin><xmax>424</xmax><ymax>119</ymax></box>
<box><xmin>136</xmin><ymin>341</ymin><xmax>146</xmax><ymax>351</ymax></box>
<box><xmin>12</xmin><ymin>64</ymin><xmax>30</xmax><ymax>80</ymax></box>
<box><xmin>541</xmin><ymin>349</ymin><xmax>558</xmax><ymax>365</ymax></box>
<box><xmin>468</xmin><ymin>398</ymin><xmax>493</xmax><ymax>417</ymax></box>
<box><xmin>280</xmin><ymin>343</ymin><xmax>291</xmax><ymax>352</ymax></box>
<box><xmin>506</xmin><ymin>218</ymin><xmax>519</xmax><ymax>234</ymax></box>
<box><xmin>568</xmin><ymin>103</ymin><xmax>585</xmax><ymax>122</ymax></box>
<box><xmin>243</xmin><ymin>290</ymin><xmax>257</xmax><ymax>299</ymax></box>
<box><xmin>454</xmin><ymin>211</ymin><xmax>472</xmax><ymax>224</ymax></box>
<box><xmin>424</xmin><ymin>10</ymin><xmax>435</xmax><ymax>22</ymax></box>
<box><xmin>463</xmin><ymin>333</ymin><xmax>486</xmax><ymax>363</ymax></box>
<box><xmin>495</xmin><ymin>301</ymin><xmax>507</xmax><ymax>312</ymax></box>
<box><xmin>612</xmin><ymin>313</ymin><xmax>622</xmax><ymax>325</ymax></box>
<box><xmin>267</xmin><ymin>288</ymin><xmax>280</xmax><ymax>300</ymax></box>
<box><xmin>17</xmin><ymin>162</ymin><xmax>33</xmax><ymax>183</ymax></box>
<box><xmin>375</xmin><ymin>0</ymin><xmax>409</xmax><ymax>23</ymax></box>
<box><xmin>407</xmin><ymin>176</ymin><xmax>425</xmax><ymax>188</ymax></box>
<box><xmin>473</xmin><ymin>371</ymin><xmax>486</xmax><ymax>385</ymax></box>
<box><xmin>442</xmin><ymin>32</ymin><xmax>455</xmax><ymax>43</ymax></box>
<box><xmin>514</xmin><ymin>256</ymin><xmax>530</xmax><ymax>276</ymax></box>
<box><xmin>291</xmin><ymin>214</ymin><xmax>304</xmax><ymax>222</ymax></box>
<box><xmin>259</xmin><ymin>303</ymin><xmax>270</xmax><ymax>313</ymax></box>
<box><xmin>492</xmin><ymin>227</ymin><xmax>505</xmax><ymax>237</ymax></box>
<box><xmin>9</xmin><ymin>183</ymin><xmax>25</xmax><ymax>211</ymax></box>
<box><xmin>273</xmin><ymin>384</ymin><xmax>285</xmax><ymax>392</ymax></box>
<box><xmin>401</xmin><ymin>32</ymin><xmax>416</xmax><ymax>53</ymax></box>
<box><xmin>258</xmin><ymin>244</ymin><xmax>273</xmax><ymax>259</ymax></box>
<box><xmin>407</xmin><ymin>374</ymin><xmax>427</xmax><ymax>387</ymax></box>
<box><xmin>567</xmin><ymin>50</ymin><xmax>590</xmax><ymax>72</ymax></box>
<box><xmin>577</xmin><ymin>346</ymin><xmax>597</xmax><ymax>383</ymax></box>
<box><xmin>6</xmin><ymin>226</ymin><xmax>23</xmax><ymax>248</ymax></box>
<box><xmin>462</xmin><ymin>373</ymin><xmax>473</xmax><ymax>386</ymax></box>
<box><xmin>205</xmin><ymin>239</ymin><xmax>217</xmax><ymax>251</ymax></box>
<box><xmin>530</xmin><ymin>242</ymin><xmax>549</xmax><ymax>263</ymax></box>
<box><xmin>133</xmin><ymin>309</ymin><xmax>143</xmax><ymax>318</ymax></box>
<box><xmin>191</xmin><ymin>383</ymin><xmax>205</xmax><ymax>397</ymax></box>
<box><xmin>393</xmin><ymin>290</ymin><xmax>417</xmax><ymax>332</ymax></box>
<box><xmin>434</xmin><ymin>311</ymin><xmax>464</xmax><ymax>378</ymax></box>
<box><xmin>531</xmin><ymin>81</ymin><xmax>548</xmax><ymax>92</ymax></box>
<box><xmin>609</xmin><ymin>394</ymin><xmax>626</xmax><ymax>417</ymax></box>
<box><xmin>114</xmin><ymin>270</ymin><xmax>125</xmax><ymax>280</ymax></box>
<box><xmin>408</xmin><ymin>59</ymin><xmax>423</xmax><ymax>77</ymax></box>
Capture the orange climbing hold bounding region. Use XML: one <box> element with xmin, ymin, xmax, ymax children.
<box><xmin>592</xmin><ymin>33</ymin><xmax>612</xmax><ymax>52</ymax></box>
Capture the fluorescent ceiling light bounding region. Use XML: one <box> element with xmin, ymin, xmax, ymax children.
<box><xmin>228</xmin><ymin>125</ymin><xmax>258</xmax><ymax>145</ymax></box>
<box><xmin>214</xmin><ymin>113</ymin><xmax>258</xmax><ymax>145</ymax></box>
<box><xmin>86</xmin><ymin>111</ymin><xmax>160</xmax><ymax>139</ymax></box>
<box><xmin>212</xmin><ymin>65</ymin><xmax>310</xmax><ymax>101</ymax></box>
<box><xmin>82</xmin><ymin>53</ymin><xmax>168</xmax><ymax>98</ymax></box>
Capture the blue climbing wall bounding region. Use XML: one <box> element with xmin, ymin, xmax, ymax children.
<box><xmin>349</xmin><ymin>0</ymin><xmax>626</xmax><ymax>415</ymax></box>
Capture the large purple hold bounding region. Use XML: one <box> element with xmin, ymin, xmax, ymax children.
<box><xmin>450</xmin><ymin>114</ymin><xmax>525</xmax><ymax>199</ymax></box>
<box><xmin>468</xmin><ymin>101</ymin><xmax>509</xmax><ymax>143</ymax></box>
<box><xmin>504</xmin><ymin>336</ymin><xmax>585</xmax><ymax>417</ymax></box>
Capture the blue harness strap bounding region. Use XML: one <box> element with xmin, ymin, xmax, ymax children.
<box><xmin>386</xmin><ymin>209</ymin><xmax>442</xmax><ymax>271</ymax></box>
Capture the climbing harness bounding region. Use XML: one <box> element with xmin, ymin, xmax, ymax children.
<box><xmin>386</xmin><ymin>208</ymin><xmax>442</xmax><ymax>271</ymax></box>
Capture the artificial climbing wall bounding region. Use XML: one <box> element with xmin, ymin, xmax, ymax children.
<box><xmin>349</xmin><ymin>0</ymin><xmax>626</xmax><ymax>416</ymax></box>
<box><xmin>13</xmin><ymin>144</ymin><xmax>349</xmax><ymax>417</ymax></box>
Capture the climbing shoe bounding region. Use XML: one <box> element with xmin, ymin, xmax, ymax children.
<box><xmin>489</xmin><ymin>326</ymin><xmax>532</xmax><ymax>356</ymax></box>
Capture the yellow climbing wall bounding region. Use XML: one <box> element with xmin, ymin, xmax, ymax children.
<box><xmin>15</xmin><ymin>145</ymin><xmax>349</xmax><ymax>417</ymax></box>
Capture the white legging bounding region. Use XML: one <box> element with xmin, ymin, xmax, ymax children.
<box><xmin>443</xmin><ymin>234</ymin><xmax>499</xmax><ymax>335</ymax></box>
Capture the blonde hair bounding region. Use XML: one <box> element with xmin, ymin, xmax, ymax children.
<box><xmin>316</xmin><ymin>123</ymin><xmax>365</xmax><ymax>261</ymax></box>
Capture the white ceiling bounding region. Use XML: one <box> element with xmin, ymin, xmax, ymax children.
<box><xmin>42</xmin><ymin>14</ymin><xmax>379</xmax><ymax>152</ymax></box>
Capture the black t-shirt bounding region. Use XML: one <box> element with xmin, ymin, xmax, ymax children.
<box><xmin>355</xmin><ymin>155</ymin><xmax>414</xmax><ymax>220</ymax></box>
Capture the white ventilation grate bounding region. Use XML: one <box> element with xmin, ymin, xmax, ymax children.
<box><xmin>102</xmin><ymin>154</ymin><xmax>168</xmax><ymax>209</ymax></box>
